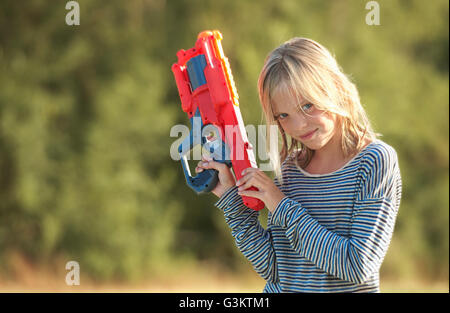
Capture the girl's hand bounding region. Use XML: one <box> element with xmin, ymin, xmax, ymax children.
<box><xmin>195</xmin><ymin>155</ymin><xmax>236</xmax><ymax>198</ymax></box>
<box><xmin>235</xmin><ymin>168</ymin><xmax>286</xmax><ymax>213</ymax></box>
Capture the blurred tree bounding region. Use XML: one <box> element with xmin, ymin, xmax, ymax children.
<box><xmin>0</xmin><ymin>0</ymin><xmax>448</xmax><ymax>284</ymax></box>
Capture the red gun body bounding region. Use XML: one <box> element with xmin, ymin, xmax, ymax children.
<box><xmin>172</xmin><ymin>31</ymin><xmax>265</xmax><ymax>211</ymax></box>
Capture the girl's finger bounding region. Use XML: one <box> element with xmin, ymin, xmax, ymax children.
<box><xmin>235</xmin><ymin>174</ymin><xmax>249</xmax><ymax>187</ymax></box>
<box><xmin>237</xmin><ymin>176</ymin><xmax>264</xmax><ymax>192</ymax></box>
<box><xmin>197</xmin><ymin>160</ymin><xmax>208</xmax><ymax>169</ymax></box>
<box><xmin>236</xmin><ymin>169</ymin><xmax>261</xmax><ymax>186</ymax></box>
<box><xmin>240</xmin><ymin>167</ymin><xmax>261</xmax><ymax>177</ymax></box>
<box><xmin>237</xmin><ymin>189</ymin><xmax>263</xmax><ymax>200</ymax></box>
<box><xmin>201</xmin><ymin>159</ymin><xmax>228</xmax><ymax>172</ymax></box>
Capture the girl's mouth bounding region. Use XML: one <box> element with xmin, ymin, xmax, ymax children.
<box><xmin>300</xmin><ymin>129</ymin><xmax>317</xmax><ymax>140</ymax></box>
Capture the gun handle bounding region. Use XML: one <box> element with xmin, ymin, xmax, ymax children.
<box><xmin>178</xmin><ymin>109</ymin><xmax>232</xmax><ymax>194</ymax></box>
<box><xmin>179</xmin><ymin>154</ymin><xmax>219</xmax><ymax>194</ymax></box>
<box><xmin>178</xmin><ymin>151</ymin><xmax>232</xmax><ymax>194</ymax></box>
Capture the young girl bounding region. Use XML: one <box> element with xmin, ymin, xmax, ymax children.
<box><xmin>196</xmin><ymin>37</ymin><xmax>402</xmax><ymax>293</ymax></box>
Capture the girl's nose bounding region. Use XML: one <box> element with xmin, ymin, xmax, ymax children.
<box><xmin>293</xmin><ymin>110</ymin><xmax>308</xmax><ymax>128</ymax></box>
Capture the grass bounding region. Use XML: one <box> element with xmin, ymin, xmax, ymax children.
<box><xmin>0</xmin><ymin>254</ymin><xmax>447</xmax><ymax>293</ymax></box>
<box><xmin>0</xmin><ymin>269</ymin><xmax>447</xmax><ymax>293</ymax></box>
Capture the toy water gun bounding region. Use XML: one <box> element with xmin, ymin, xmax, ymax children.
<box><xmin>171</xmin><ymin>30</ymin><xmax>265</xmax><ymax>211</ymax></box>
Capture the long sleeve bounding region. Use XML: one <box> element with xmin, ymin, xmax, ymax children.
<box><xmin>270</xmin><ymin>146</ymin><xmax>402</xmax><ymax>284</ymax></box>
<box><xmin>215</xmin><ymin>186</ymin><xmax>278</xmax><ymax>283</ymax></box>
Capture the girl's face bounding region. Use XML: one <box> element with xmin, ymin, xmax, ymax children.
<box><xmin>271</xmin><ymin>90</ymin><xmax>340</xmax><ymax>151</ymax></box>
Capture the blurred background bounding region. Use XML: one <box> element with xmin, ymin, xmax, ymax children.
<box><xmin>0</xmin><ymin>0</ymin><xmax>448</xmax><ymax>292</ymax></box>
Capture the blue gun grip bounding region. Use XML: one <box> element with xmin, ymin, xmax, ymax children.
<box><xmin>179</xmin><ymin>156</ymin><xmax>219</xmax><ymax>194</ymax></box>
<box><xmin>178</xmin><ymin>109</ymin><xmax>231</xmax><ymax>194</ymax></box>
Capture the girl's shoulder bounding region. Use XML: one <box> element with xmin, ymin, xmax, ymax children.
<box><xmin>357</xmin><ymin>139</ymin><xmax>401</xmax><ymax>181</ymax></box>
<box><xmin>360</xmin><ymin>139</ymin><xmax>399</xmax><ymax>167</ymax></box>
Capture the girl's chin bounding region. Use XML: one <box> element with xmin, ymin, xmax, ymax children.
<box><xmin>300</xmin><ymin>138</ymin><xmax>324</xmax><ymax>150</ymax></box>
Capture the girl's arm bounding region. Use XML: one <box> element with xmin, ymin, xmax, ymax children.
<box><xmin>215</xmin><ymin>185</ymin><xmax>278</xmax><ymax>283</ymax></box>
<box><xmin>270</xmin><ymin>148</ymin><xmax>402</xmax><ymax>284</ymax></box>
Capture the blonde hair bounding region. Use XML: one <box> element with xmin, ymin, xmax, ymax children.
<box><xmin>258</xmin><ymin>37</ymin><xmax>379</xmax><ymax>179</ymax></box>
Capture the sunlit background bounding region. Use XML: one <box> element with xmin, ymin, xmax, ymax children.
<box><xmin>0</xmin><ymin>0</ymin><xmax>448</xmax><ymax>292</ymax></box>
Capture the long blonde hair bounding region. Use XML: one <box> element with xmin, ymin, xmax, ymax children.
<box><xmin>258</xmin><ymin>37</ymin><xmax>379</xmax><ymax>179</ymax></box>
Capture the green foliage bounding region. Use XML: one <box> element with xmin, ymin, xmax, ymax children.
<box><xmin>0</xmin><ymin>0</ymin><xmax>448</xmax><ymax>283</ymax></box>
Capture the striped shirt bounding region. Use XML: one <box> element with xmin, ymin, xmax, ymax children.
<box><xmin>215</xmin><ymin>139</ymin><xmax>402</xmax><ymax>293</ymax></box>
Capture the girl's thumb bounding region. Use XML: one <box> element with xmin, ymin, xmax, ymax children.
<box><xmin>202</xmin><ymin>159</ymin><xmax>226</xmax><ymax>172</ymax></box>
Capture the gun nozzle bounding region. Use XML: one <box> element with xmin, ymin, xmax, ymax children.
<box><xmin>198</xmin><ymin>31</ymin><xmax>213</xmax><ymax>39</ymax></box>
<box><xmin>198</xmin><ymin>30</ymin><xmax>223</xmax><ymax>41</ymax></box>
<box><xmin>212</xmin><ymin>30</ymin><xmax>223</xmax><ymax>40</ymax></box>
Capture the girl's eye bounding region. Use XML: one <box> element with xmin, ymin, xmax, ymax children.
<box><xmin>303</xmin><ymin>103</ymin><xmax>313</xmax><ymax>111</ymax></box>
<box><xmin>277</xmin><ymin>113</ymin><xmax>288</xmax><ymax>120</ymax></box>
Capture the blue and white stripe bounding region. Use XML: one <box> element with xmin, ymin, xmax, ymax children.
<box><xmin>215</xmin><ymin>139</ymin><xmax>402</xmax><ymax>293</ymax></box>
